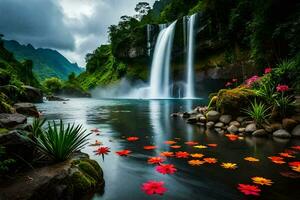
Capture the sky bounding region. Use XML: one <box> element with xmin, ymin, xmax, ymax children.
<box><xmin>0</xmin><ymin>0</ymin><xmax>156</xmax><ymax>67</ymax></box>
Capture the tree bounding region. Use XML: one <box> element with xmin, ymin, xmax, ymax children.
<box><xmin>43</xmin><ymin>77</ymin><xmax>63</xmax><ymax>94</ymax></box>
<box><xmin>135</xmin><ymin>2</ymin><xmax>151</xmax><ymax>20</ymax></box>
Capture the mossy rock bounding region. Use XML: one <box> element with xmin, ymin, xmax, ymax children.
<box><xmin>70</xmin><ymin>171</ymin><xmax>94</xmax><ymax>193</ymax></box>
<box><xmin>211</xmin><ymin>86</ymin><xmax>257</xmax><ymax>114</ymax></box>
<box><xmin>0</xmin><ymin>128</ymin><xmax>8</xmax><ymax>134</ymax></box>
<box><xmin>0</xmin><ymin>92</ymin><xmax>14</xmax><ymax>113</ymax></box>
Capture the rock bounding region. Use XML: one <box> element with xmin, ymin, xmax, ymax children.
<box><xmin>46</xmin><ymin>95</ymin><xmax>69</xmax><ymax>101</ymax></box>
<box><xmin>194</xmin><ymin>106</ymin><xmax>208</xmax><ymax>114</ymax></box>
<box><xmin>219</xmin><ymin>115</ymin><xmax>232</xmax><ymax>124</ymax></box>
<box><xmin>282</xmin><ymin>118</ymin><xmax>298</xmax><ymax>131</ymax></box>
<box><xmin>262</xmin><ymin>124</ymin><xmax>273</xmax><ymax>133</ymax></box>
<box><xmin>245</xmin><ymin>123</ymin><xmax>257</xmax><ymax>133</ymax></box>
<box><xmin>182</xmin><ymin>112</ymin><xmax>190</xmax><ymax>118</ymax></box>
<box><xmin>206</xmin><ymin>110</ymin><xmax>220</xmax><ymax>122</ymax></box>
<box><xmin>14</xmin><ymin>103</ymin><xmax>39</xmax><ymax>117</ymax></box>
<box><xmin>273</xmin><ymin>129</ymin><xmax>291</xmax><ymax>138</ymax></box>
<box><xmin>187</xmin><ymin>117</ymin><xmax>198</xmax><ymax>124</ymax></box>
<box><xmin>0</xmin><ymin>153</ymin><xmax>104</xmax><ymax>200</ymax></box>
<box><xmin>215</xmin><ymin>122</ymin><xmax>224</xmax><ymax>128</ymax></box>
<box><xmin>206</xmin><ymin>121</ymin><xmax>215</xmax><ymax>129</ymax></box>
<box><xmin>229</xmin><ymin>121</ymin><xmax>240</xmax><ymax>127</ymax></box>
<box><xmin>242</xmin><ymin>120</ymin><xmax>254</xmax><ymax>127</ymax></box>
<box><xmin>170</xmin><ymin>113</ymin><xmax>180</xmax><ymax>118</ymax></box>
<box><xmin>270</xmin><ymin>123</ymin><xmax>283</xmax><ymax>131</ymax></box>
<box><xmin>252</xmin><ymin>129</ymin><xmax>268</xmax><ymax>137</ymax></box>
<box><xmin>0</xmin><ymin>113</ymin><xmax>27</xmax><ymax>128</ymax></box>
<box><xmin>0</xmin><ymin>92</ymin><xmax>14</xmax><ymax>113</ymax></box>
<box><xmin>236</xmin><ymin>116</ymin><xmax>248</xmax><ymax>123</ymax></box>
<box><xmin>227</xmin><ymin>125</ymin><xmax>238</xmax><ymax>133</ymax></box>
<box><xmin>0</xmin><ymin>130</ymin><xmax>35</xmax><ymax>161</ymax></box>
<box><xmin>238</xmin><ymin>128</ymin><xmax>246</xmax><ymax>133</ymax></box>
<box><xmin>20</xmin><ymin>85</ymin><xmax>43</xmax><ymax>103</ymax></box>
<box><xmin>196</xmin><ymin>122</ymin><xmax>205</xmax><ymax>127</ymax></box>
<box><xmin>291</xmin><ymin>125</ymin><xmax>300</xmax><ymax>137</ymax></box>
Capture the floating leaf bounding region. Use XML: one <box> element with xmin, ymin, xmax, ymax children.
<box><xmin>279</xmin><ymin>153</ymin><xmax>295</xmax><ymax>158</ymax></box>
<box><xmin>237</xmin><ymin>184</ymin><xmax>261</xmax><ymax>196</ymax></box>
<box><xmin>89</xmin><ymin>140</ymin><xmax>102</xmax><ymax>146</ymax></box>
<box><xmin>155</xmin><ymin>164</ymin><xmax>177</xmax><ymax>175</ymax></box>
<box><xmin>194</xmin><ymin>145</ymin><xmax>207</xmax><ymax>149</ymax></box>
<box><xmin>225</xmin><ymin>134</ymin><xmax>239</xmax><ymax>141</ymax></box>
<box><xmin>291</xmin><ymin>146</ymin><xmax>300</xmax><ymax>151</ymax></box>
<box><xmin>207</xmin><ymin>143</ymin><xmax>218</xmax><ymax>147</ymax></box>
<box><xmin>160</xmin><ymin>152</ymin><xmax>174</xmax><ymax>157</ymax></box>
<box><xmin>141</xmin><ymin>180</ymin><xmax>167</xmax><ymax>196</ymax></box>
<box><xmin>288</xmin><ymin>161</ymin><xmax>300</xmax><ymax>167</ymax></box>
<box><xmin>148</xmin><ymin>157</ymin><xmax>165</xmax><ymax>164</ymax></box>
<box><xmin>244</xmin><ymin>157</ymin><xmax>259</xmax><ymax>162</ymax></box>
<box><xmin>251</xmin><ymin>177</ymin><xmax>273</xmax><ymax>186</ymax></box>
<box><xmin>190</xmin><ymin>153</ymin><xmax>204</xmax><ymax>158</ymax></box>
<box><xmin>164</xmin><ymin>140</ymin><xmax>177</xmax><ymax>145</ymax></box>
<box><xmin>175</xmin><ymin>151</ymin><xmax>189</xmax><ymax>158</ymax></box>
<box><xmin>144</xmin><ymin>146</ymin><xmax>157</xmax><ymax>150</ymax></box>
<box><xmin>170</xmin><ymin>145</ymin><xmax>181</xmax><ymax>149</ymax></box>
<box><xmin>188</xmin><ymin>159</ymin><xmax>205</xmax><ymax>166</ymax></box>
<box><xmin>221</xmin><ymin>162</ymin><xmax>238</xmax><ymax>169</ymax></box>
<box><xmin>127</xmin><ymin>136</ymin><xmax>139</xmax><ymax>141</ymax></box>
<box><xmin>116</xmin><ymin>149</ymin><xmax>131</xmax><ymax>156</ymax></box>
<box><xmin>268</xmin><ymin>156</ymin><xmax>285</xmax><ymax>164</ymax></box>
<box><xmin>185</xmin><ymin>141</ymin><xmax>199</xmax><ymax>146</ymax></box>
<box><xmin>291</xmin><ymin>166</ymin><xmax>300</xmax><ymax>172</ymax></box>
<box><xmin>204</xmin><ymin>157</ymin><xmax>217</xmax><ymax>164</ymax></box>
<box><xmin>280</xmin><ymin>171</ymin><xmax>300</xmax><ymax>179</ymax></box>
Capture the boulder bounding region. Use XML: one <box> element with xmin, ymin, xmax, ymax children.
<box><xmin>245</xmin><ymin>123</ymin><xmax>257</xmax><ymax>133</ymax></box>
<box><xmin>252</xmin><ymin>129</ymin><xmax>268</xmax><ymax>137</ymax></box>
<box><xmin>215</xmin><ymin>122</ymin><xmax>224</xmax><ymax>128</ymax></box>
<box><xmin>219</xmin><ymin>115</ymin><xmax>232</xmax><ymax>124</ymax></box>
<box><xmin>14</xmin><ymin>103</ymin><xmax>39</xmax><ymax>117</ymax></box>
<box><xmin>20</xmin><ymin>86</ymin><xmax>43</xmax><ymax>103</ymax></box>
<box><xmin>0</xmin><ymin>113</ymin><xmax>27</xmax><ymax>128</ymax></box>
<box><xmin>227</xmin><ymin>125</ymin><xmax>238</xmax><ymax>133</ymax></box>
<box><xmin>273</xmin><ymin>129</ymin><xmax>291</xmax><ymax>138</ymax></box>
<box><xmin>282</xmin><ymin>118</ymin><xmax>298</xmax><ymax>131</ymax></box>
<box><xmin>236</xmin><ymin>116</ymin><xmax>248</xmax><ymax>123</ymax></box>
<box><xmin>270</xmin><ymin>123</ymin><xmax>283</xmax><ymax>131</ymax></box>
<box><xmin>0</xmin><ymin>92</ymin><xmax>14</xmax><ymax>113</ymax></box>
<box><xmin>0</xmin><ymin>130</ymin><xmax>35</xmax><ymax>161</ymax></box>
<box><xmin>206</xmin><ymin>121</ymin><xmax>215</xmax><ymax>129</ymax></box>
<box><xmin>262</xmin><ymin>124</ymin><xmax>273</xmax><ymax>133</ymax></box>
<box><xmin>238</xmin><ymin>128</ymin><xmax>246</xmax><ymax>133</ymax></box>
<box><xmin>0</xmin><ymin>153</ymin><xmax>104</xmax><ymax>200</ymax></box>
<box><xmin>46</xmin><ymin>95</ymin><xmax>69</xmax><ymax>101</ymax></box>
<box><xmin>291</xmin><ymin>125</ymin><xmax>300</xmax><ymax>137</ymax></box>
<box><xmin>206</xmin><ymin>110</ymin><xmax>220</xmax><ymax>122</ymax></box>
<box><xmin>229</xmin><ymin>121</ymin><xmax>240</xmax><ymax>127</ymax></box>
<box><xmin>170</xmin><ymin>113</ymin><xmax>180</xmax><ymax>118</ymax></box>
<box><xmin>186</xmin><ymin>117</ymin><xmax>198</xmax><ymax>124</ymax></box>
<box><xmin>182</xmin><ymin>112</ymin><xmax>190</xmax><ymax>118</ymax></box>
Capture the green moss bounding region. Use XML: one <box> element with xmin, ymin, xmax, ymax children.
<box><xmin>78</xmin><ymin>161</ymin><xmax>101</xmax><ymax>181</ymax></box>
<box><xmin>0</xmin><ymin>128</ymin><xmax>8</xmax><ymax>134</ymax></box>
<box><xmin>70</xmin><ymin>171</ymin><xmax>93</xmax><ymax>193</ymax></box>
<box><xmin>0</xmin><ymin>92</ymin><xmax>14</xmax><ymax>113</ymax></box>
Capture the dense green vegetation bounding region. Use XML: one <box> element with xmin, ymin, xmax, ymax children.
<box><xmin>3</xmin><ymin>40</ymin><xmax>83</xmax><ymax>80</ymax></box>
<box><xmin>81</xmin><ymin>0</ymin><xmax>300</xmax><ymax>90</ymax></box>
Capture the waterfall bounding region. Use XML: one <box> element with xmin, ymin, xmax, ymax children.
<box><xmin>147</xmin><ymin>25</ymin><xmax>151</xmax><ymax>56</ymax></box>
<box><xmin>185</xmin><ymin>14</ymin><xmax>197</xmax><ymax>99</ymax></box>
<box><xmin>149</xmin><ymin>21</ymin><xmax>177</xmax><ymax>99</ymax></box>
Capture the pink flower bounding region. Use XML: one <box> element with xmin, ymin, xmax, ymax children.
<box><xmin>245</xmin><ymin>75</ymin><xmax>260</xmax><ymax>86</ymax></box>
<box><xmin>232</xmin><ymin>78</ymin><xmax>238</xmax><ymax>83</ymax></box>
<box><xmin>276</xmin><ymin>84</ymin><xmax>289</xmax><ymax>92</ymax></box>
<box><xmin>155</xmin><ymin>164</ymin><xmax>177</xmax><ymax>175</ymax></box>
<box><xmin>225</xmin><ymin>82</ymin><xmax>232</xmax><ymax>87</ymax></box>
<box><xmin>141</xmin><ymin>180</ymin><xmax>167</xmax><ymax>195</ymax></box>
<box><xmin>264</xmin><ymin>67</ymin><xmax>272</xmax><ymax>74</ymax></box>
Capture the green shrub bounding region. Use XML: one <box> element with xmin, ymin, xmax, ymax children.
<box><xmin>34</xmin><ymin>120</ymin><xmax>90</xmax><ymax>162</ymax></box>
<box><xmin>243</xmin><ymin>99</ymin><xmax>271</xmax><ymax>126</ymax></box>
<box><xmin>43</xmin><ymin>77</ymin><xmax>63</xmax><ymax>94</ymax></box>
<box><xmin>274</xmin><ymin>95</ymin><xmax>295</xmax><ymax>118</ymax></box>
<box><xmin>31</xmin><ymin>118</ymin><xmax>46</xmax><ymax>138</ymax></box>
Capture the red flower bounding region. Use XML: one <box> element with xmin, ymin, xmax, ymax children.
<box><xmin>276</xmin><ymin>84</ymin><xmax>289</xmax><ymax>92</ymax></box>
<box><xmin>155</xmin><ymin>164</ymin><xmax>177</xmax><ymax>175</ymax></box>
<box><xmin>232</xmin><ymin>78</ymin><xmax>238</xmax><ymax>82</ymax></box>
<box><xmin>127</xmin><ymin>136</ymin><xmax>139</xmax><ymax>141</ymax></box>
<box><xmin>225</xmin><ymin>82</ymin><xmax>232</xmax><ymax>87</ymax></box>
<box><xmin>237</xmin><ymin>184</ymin><xmax>261</xmax><ymax>196</ymax></box>
<box><xmin>264</xmin><ymin>67</ymin><xmax>272</xmax><ymax>74</ymax></box>
<box><xmin>95</xmin><ymin>147</ymin><xmax>110</xmax><ymax>156</ymax></box>
<box><xmin>116</xmin><ymin>149</ymin><xmax>131</xmax><ymax>156</ymax></box>
<box><xmin>141</xmin><ymin>180</ymin><xmax>167</xmax><ymax>195</ymax></box>
<box><xmin>175</xmin><ymin>151</ymin><xmax>189</xmax><ymax>158</ymax></box>
<box><xmin>144</xmin><ymin>145</ymin><xmax>157</xmax><ymax>150</ymax></box>
<box><xmin>245</xmin><ymin>75</ymin><xmax>260</xmax><ymax>86</ymax></box>
<box><xmin>148</xmin><ymin>157</ymin><xmax>165</xmax><ymax>164</ymax></box>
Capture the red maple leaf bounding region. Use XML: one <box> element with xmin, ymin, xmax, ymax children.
<box><xmin>155</xmin><ymin>164</ymin><xmax>177</xmax><ymax>175</ymax></box>
<box><xmin>237</xmin><ymin>184</ymin><xmax>261</xmax><ymax>196</ymax></box>
<box><xmin>175</xmin><ymin>151</ymin><xmax>189</xmax><ymax>158</ymax></box>
<box><xmin>115</xmin><ymin>149</ymin><xmax>131</xmax><ymax>156</ymax></box>
<box><xmin>141</xmin><ymin>180</ymin><xmax>167</xmax><ymax>195</ymax></box>
<box><xmin>185</xmin><ymin>141</ymin><xmax>199</xmax><ymax>146</ymax></box>
<box><xmin>148</xmin><ymin>157</ymin><xmax>165</xmax><ymax>164</ymax></box>
<box><xmin>127</xmin><ymin>136</ymin><xmax>139</xmax><ymax>141</ymax></box>
<box><xmin>144</xmin><ymin>145</ymin><xmax>157</xmax><ymax>150</ymax></box>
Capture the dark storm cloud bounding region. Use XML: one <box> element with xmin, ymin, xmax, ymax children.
<box><xmin>0</xmin><ymin>0</ymin><xmax>75</xmax><ymax>50</ymax></box>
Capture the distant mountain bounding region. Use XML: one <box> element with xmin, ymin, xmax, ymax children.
<box><xmin>3</xmin><ymin>40</ymin><xmax>84</xmax><ymax>80</ymax></box>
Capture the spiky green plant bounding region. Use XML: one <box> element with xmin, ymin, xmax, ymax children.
<box><xmin>34</xmin><ymin>120</ymin><xmax>90</xmax><ymax>162</ymax></box>
<box><xmin>31</xmin><ymin>118</ymin><xmax>46</xmax><ymax>138</ymax></box>
<box><xmin>243</xmin><ymin>100</ymin><xmax>271</xmax><ymax>126</ymax></box>
<box><xmin>274</xmin><ymin>95</ymin><xmax>295</xmax><ymax>118</ymax></box>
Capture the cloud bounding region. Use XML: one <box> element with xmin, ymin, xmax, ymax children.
<box><xmin>0</xmin><ymin>0</ymin><xmax>156</xmax><ymax>66</ymax></box>
<box><xmin>0</xmin><ymin>0</ymin><xmax>75</xmax><ymax>50</ymax></box>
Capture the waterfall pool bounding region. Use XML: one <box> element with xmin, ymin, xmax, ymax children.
<box><xmin>36</xmin><ymin>98</ymin><xmax>300</xmax><ymax>200</ymax></box>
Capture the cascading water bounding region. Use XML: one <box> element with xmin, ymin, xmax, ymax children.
<box><xmin>185</xmin><ymin>13</ymin><xmax>197</xmax><ymax>99</ymax></box>
<box><xmin>147</xmin><ymin>25</ymin><xmax>151</xmax><ymax>56</ymax></box>
<box><xmin>149</xmin><ymin>21</ymin><xmax>177</xmax><ymax>99</ymax></box>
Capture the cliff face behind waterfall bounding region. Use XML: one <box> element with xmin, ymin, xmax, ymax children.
<box><xmin>79</xmin><ymin>0</ymin><xmax>300</xmax><ymax>94</ymax></box>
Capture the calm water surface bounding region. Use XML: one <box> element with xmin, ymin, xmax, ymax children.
<box><xmin>36</xmin><ymin>98</ymin><xmax>300</xmax><ymax>200</ymax></box>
